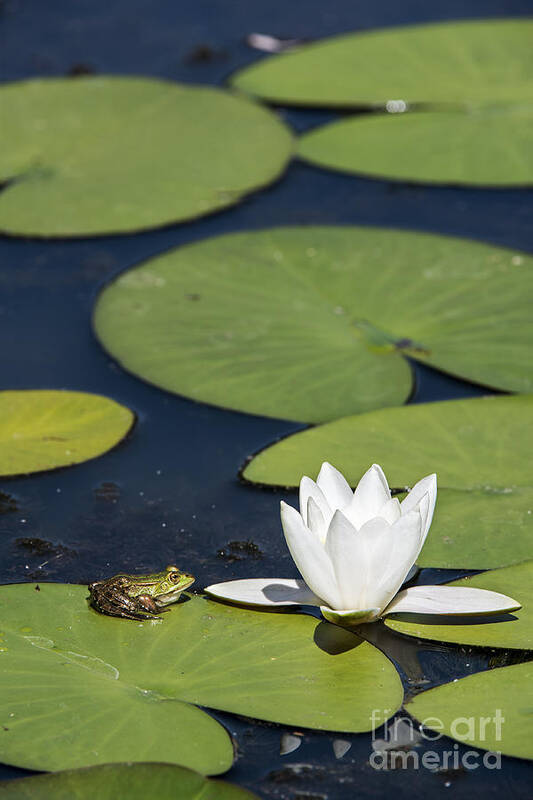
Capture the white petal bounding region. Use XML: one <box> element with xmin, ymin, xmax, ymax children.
<box><xmin>356</xmin><ymin>516</ymin><xmax>391</xmax><ymax>557</ymax></box>
<box><xmin>299</xmin><ymin>476</ymin><xmax>332</xmax><ymax>526</ymax></box>
<box><xmin>280</xmin><ymin>501</ymin><xmax>341</xmax><ymax>609</ymax></box>
<box><xmin>205</xmin><ymin>578</ymin><xmax>322</xmax><ymax>607</ymax></box>
<box><xmin>320</xmin><ymin>606</ymin><xmax>381</xmax><ymax>627</ymax></box>
<box><xmin>376</xmin><ymin>508</ymin><xmax>422</xmax><ymax>577</ymax></box>
<box><xmin>346</xmin><ymin>464</ymin><xmax>391</xmax><ymax>528</ymax></box>
<box><xmin>401</xmin><ymin>473</ymin><xmax>437</xmax><ymax>544</ymax></box>
<box><xmin>411</xmin><ymin>492</ymin><xmax>430</xmax><ymax>564</ymax></box>
<box><xmin>325</xmin><ymin>510</ymin><xmax>368</xmax><ymax>609</ymax></box>
<box><xmin>316</xmin><ymin>462</ymin><xmax>353</xmax><ymax>511</ymax></box>
<box><xmin>307</xmin><ymin>496</ymin><xmax>327</xmax><ymax>541</ymax></box>
<box><xmin>378</xmin><ymin>497</ymin><xmax>401</xmax><ymax>525</ymax></box>
<box><xmin>365</xmin><ymin>508</ymin><xmax>423</xmax><ymax>612</ymax></box>
<box><xmin>383</xmin><ymin>585</ymin><xmax>521</xmax><ymax>616</ymax></box>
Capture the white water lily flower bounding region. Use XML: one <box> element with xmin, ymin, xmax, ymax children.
<box><xmin>206</xmin><ymin>463</ymin><xmax>520</xmax><ymax>626</ymax></box>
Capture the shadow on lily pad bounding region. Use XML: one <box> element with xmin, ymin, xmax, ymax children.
<box><xmin>386</xmin><ymin>611</ymin><xmax>519</xmax><ymax>626</ymax></box>
<box><xmin>313</xmin><ymin>620</ymin><xmax>364</xmax><ymax>655</ymax></box>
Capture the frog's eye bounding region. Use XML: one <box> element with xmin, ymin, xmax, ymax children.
<box><xmin>168</xmin><ymin>571</ymin><xmax>181</xmax><ymax>583</ymax></box>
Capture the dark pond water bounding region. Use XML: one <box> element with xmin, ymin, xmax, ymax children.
<box><xmin>1</xmin><ymin>1</ymin><xmax>533</xmax><ymax>797</ymax></box>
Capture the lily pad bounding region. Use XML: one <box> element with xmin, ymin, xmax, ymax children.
<box><xmin>93</xmin><ymin>228</ymin><xmax>533</xmax><ymax>423</ymax></box>
<box><xmin>0</xmin><ymin>763</ymin><xmax>259</xmax><ymax>800</ymax></box>
<box><xmin>0</xmin><ymin>584</ymin><xmax>402</xmax><ymax>773</ymax></box>
<box><xmin>0</xmin><ymin>77</ymin><xmax>292</xmax><ymax>237</ymax></box>
<box><xmin>0</xmin><ymin>390</ymin><xmax>134</xmax><ymax>477</ymax></box>
<box><xmin>231</xmin><ymin>19</ymin><xmax>533</xmax><ymax>108</ymax></box>
<box><xmin>242</xmin><ymin>395</ymin><xmax>533</xmax><ymax>489</ymax></box>
<box><xmin>418</xmin><ymin>486</ymin><xmax>533</xmax><ymax>570</ymax></box>
<box><xmin>298</xmin><ymin>106</ymin><xmax>533</xmax><ymax>187</ymax></box>
<box><xmin>386</xmin><ymin>561</ymin><xmax>533</xmax><ymax>649</ymax></box>
<box><xmin>407</xmin><ymin>660</ymin><xmax>533</xmax><ymax>760</ymax></box>
<box><xmin>242</xmin><ymin>395</ymin><xmax>533</xmax><ymax>569</ymax></box>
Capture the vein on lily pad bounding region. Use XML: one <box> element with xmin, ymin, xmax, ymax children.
<box><xmin>206</xmin><ymin>463</ymin><xmax>520</xmax><ymax>627</ymax></box>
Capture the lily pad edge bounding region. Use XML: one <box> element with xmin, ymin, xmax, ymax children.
<box><xmin>0</xmin><ymin>389</ymin><xmax>136</xmax><ymax>479</ymax></box>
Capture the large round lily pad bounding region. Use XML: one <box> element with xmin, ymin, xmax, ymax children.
<box><xmin>242</xmin><ymin>395</ymin><xmax>533</xmax><ymax>569</ymax></box>
<box><xmin>231</xmin><ymin>19</ymin><xmax>533</xmax><ymax>108</ymax></box>
<box><xmin>407</xmin><ymin>660</ymin><xmax>533</xmax><ymax>760</ymax></box>
<box><xmin>386</xmin><ymin>561</ymin><xmax>533</xmax><ymax>649</ymax></box>
<box><xmin>0</xmin><ymin>584</ymin><xmax>402</xmax><ymax>773</ymax></box>
<box><xmin>0</xmin><ymin>77</ymin><xmax>292</xmax><ymax>237</ymax></box>
<box><xmin>0</xmin><ymin>390</ymin><xmax>134</xmax><ymax>477</ymax></box>
<box><xmin>298</xmin><ymin>106</ymin><xmax>533</xmax><ymax>187</ymax></box>
<box><xmin>0</xmin><ymin>763</ymin><xmax>259</xmax><ymax>800</ymax></box>
<box><xmin>93</xmin><ymin>227</ymin><xmax>533</xmax><ymax>423</ymax></box>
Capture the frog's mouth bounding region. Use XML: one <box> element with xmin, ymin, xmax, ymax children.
<box><xmin>157</xmin><ymin>578</ymin><xmax>195</xmax><ymax>605</ymax></box>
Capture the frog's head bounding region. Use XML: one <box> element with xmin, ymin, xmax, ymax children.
<box><xmin>129</xmin><ymin>566</ymin><xmax>195</xmax><ymax>605</ymax></box>
<box><xmin>155</xmin><ymin>566</ymin><xmax>195</xmax><ymax>605</ymax></box>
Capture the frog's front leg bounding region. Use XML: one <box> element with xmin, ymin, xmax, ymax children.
<box><xmin>136</xmin><ymin>594</ymin><xmax>170</xmax><ymax>615</ymax></box>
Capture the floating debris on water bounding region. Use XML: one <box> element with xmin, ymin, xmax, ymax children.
<box><xmin>93</xmin><ymin>481</ymin><xmax>121</xmax><ymax>503</ymax></box>
<box><xmin>0</xmin><ymin>491</ymin><xmax>18</xmax><ymax>514</ymax></box>
<box><xmin>246</xmin><ymin>32</ymin><xmax>304</xmax><ymax>53</ymax></box>
<box><xmin>280</xmin><ymin>732</ymin><xmax>302</xmax><ymax>755</ymax></box>
<box><xmin>332</xmin><ymin>739</ymin><xmax>352</xmax><ymax>759</ymax></box>
<box><xmin>217</xmin><ymin>539</ymin><xmax>263</xmax><ymax>562</ymax></box>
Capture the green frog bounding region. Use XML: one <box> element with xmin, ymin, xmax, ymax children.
<box><xmin>88</xmin><ymin>566</ymin><xmax>195</xmax><ymax>620</ymax></box>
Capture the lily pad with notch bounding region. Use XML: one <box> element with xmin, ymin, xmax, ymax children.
<box><xmin>0</xmin><ymin>584</ymin><xmax>403</xmax><ymax>773</ymax></box>
<box><xmin>0</xmin><ymin>77</ymin><xmax>292</xmax><ymax>237</ymax></box>
<box><xmin>93</xmin><ymin>227</ymin><xmax>533</xmax><ymax>423</ymax></box>
<box><xmin>242</xmin><ymin>395</ymin><xmax>533</xmax><ymax>569</ymax></box>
